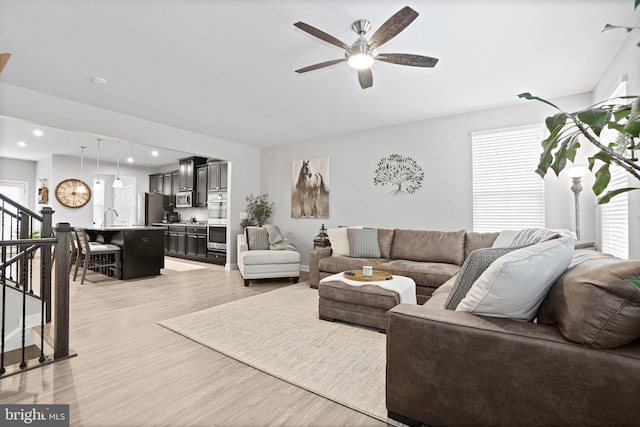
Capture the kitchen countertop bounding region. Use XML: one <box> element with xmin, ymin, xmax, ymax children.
<box><xmin>90</xmin><ymin>226</ymin><xmax>162</xmax><ymax>231</ymax></box>
<box><xmin>151</xmin><ymin>222</ymin><xmax>210</xmax><ymax>227</ymax></box>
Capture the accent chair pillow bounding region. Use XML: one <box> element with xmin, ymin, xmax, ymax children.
<box><xmin>245</xmin><ymin>226</ymin><xmax>269</xmax><ymax>250</ymax></box>
<box><xmin>445</xmin><ymin>246</ymin><xmax>523</xmax><ymax>310</ymax></box>
<box><xmin>347</xmin><ymin>228</ymin><xmax>381</xmax><ymax>258</ymax></box>
<box><xmin>327</xmin><ymin>226</ymin><xmax>363</xmax><ymax>257</ymax></box>
<box><xmin>456</xmin><ymin>236</ymin><xmax>574</xmax><ymax>321</ymax></box>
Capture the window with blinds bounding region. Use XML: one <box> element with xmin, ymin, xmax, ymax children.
<box><xmin>472</xmin><ymin>125</ymin><xmax>545</xmax><ymax>232</ymax></box>
<box><xmin>600</xmin><ymin>80</ymin><xmax>628</xmax><ymax>259</ymax></box>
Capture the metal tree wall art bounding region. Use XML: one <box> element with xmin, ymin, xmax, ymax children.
<box><xmin>373</xmin><ymin>154</ymin><xmax>424</xmax><ymax>195</ymax></box>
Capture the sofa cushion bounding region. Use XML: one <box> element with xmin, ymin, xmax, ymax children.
<box><xmin>445</xmin><ymin>246</ymin><xmax>523</xmax><ymax>310</ymax></box>
<box><xmin>390</xmin><ymin>229</ymin><xmax>466</xmax><ymax>265</ymax></box>
<box><xmin>378</xmin><ymin>259</ymin><xmax>460</xmax><ymax>288</ymax></box>
<box><xmin>456</xmin><ymin>236</ymin><xmax>574</xmax><ymax>321</ymax></box>
<box><xmin>464</xmin><ymin>231</ymin><xmax>499</xmax><ymax>259</ymax></box>
<box><xmin>245</xmin><ymin>227</ymin><xmax>269</xmax><ymax>250</ymax></box>
<box><xmin>348</xmin><ymin>228</ymin><xmax>381</xmax><ymax>258</ymax></box>
<box><xmin>318</xmin><ymin>256</ymin><xmax>387</xmax><ymax>275</ymax></box>
<box><xmin>241</xmin><ymin>249</ymin><xmax>300</xmax><ymax>265</ymax></box>
<box><xmin>378</xmin><ymin>229</ymin><xmax>395</xmax><ymax>259</ymax></box>
<box><xmin>538</xmin><ymin>249</ymin><xmax>640</xmax><ymax>349</ymax></box>
<box><xmin>327</xmin><ymin>228</ymin><xmax>350</xmax><ymax>256</ymax></box>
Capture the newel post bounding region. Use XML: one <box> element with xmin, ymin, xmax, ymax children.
<box><xmin>40</xmin><ymin>206</ymin><xmax>54</xmax><ymax>322</ymax></box>
<box><xmin>54</xmin><ymin>222</ymin><xmax>71</xmax><ymax>359</ymax></box>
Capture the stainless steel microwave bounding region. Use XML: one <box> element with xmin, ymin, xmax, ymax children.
<box><xmin>176</xmin><ymin>191</ymin><xmax>193</xmax><ymax>208</ymax></box>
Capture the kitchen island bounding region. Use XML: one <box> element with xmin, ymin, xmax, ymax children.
<box><xmin>85</xmin><ymin>226</ymin><xmax>165</xmax><ymax>280</ymax></box>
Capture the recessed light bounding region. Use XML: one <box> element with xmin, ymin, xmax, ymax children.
<box><xmin>92</xmin><ymin>76</ymin><xmax>108</xmax><ymax>86</ymax></box>
<box><xmin>151</xmin><ymin>150</ymin><xmax>159</xmax><ymax>157</ymax></box>
<box><xmin>33</xmin><ymin>129</ymin><xmax>43</xmax><ymax>137</ymax></box>
<box><xmin>127</xmin><ymin>157</ymin><xmax>134</xmax><ymax>163</ymax></box>
<box><xmin>17</xmin><ymin>141</ymin><xmax>26</xmax><ymax>147</ymax></box>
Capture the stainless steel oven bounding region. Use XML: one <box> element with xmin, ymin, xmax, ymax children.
<box><xmin>207</xmin><ymin>225</ymin><xmax>227</xmax><ymax>251</ymax></box>
<box><xmin>207</xmin><ymin>192</ymin><xmax>227</xmax><ymax>225</ymax></box>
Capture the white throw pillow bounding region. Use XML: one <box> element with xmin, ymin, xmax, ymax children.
<box><xmin>456</xmin><ymin>236</ymin><xmax>574</xmax><ymax>321</ymax></box>
<box><xmin>491</xmin><ymin>230</ymin><xmax>519</xmax><ymax>247</ymax></box>
<box><xmin>327</xmin><ymin>226</ymin><xmax>363</xmax><ymax>257</ymax></box>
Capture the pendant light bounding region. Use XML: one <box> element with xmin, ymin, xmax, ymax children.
<box><xmin>112</xmin><ymin>140</ymin><xmax>123</xmax><ymax>188</ymax></box>
<box><xmin>94</xmin><ymin>138</ymin><xmax>102</xmax><ymax>189</ymax></box>
<box><xmin>76</xmin><ymin>146</ymin><xmax>87</xmax><ymax>193</ymax></box>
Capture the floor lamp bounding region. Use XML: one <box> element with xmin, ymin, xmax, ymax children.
<box><xmin>564</xmin><ymin>164</ymin><xmax>590</xmax><ymax>241</ymax></box>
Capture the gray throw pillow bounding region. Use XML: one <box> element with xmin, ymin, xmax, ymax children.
<box><xmin>347</xmin><ymin>228</ymin><xmax>381</xmax><ymax>258</ymax></box>
<box><xmin>245</xmin><ymin>227</ymin><xmax>269</xmax><ymax>250</ymax></box>
<box><xmin>445</xmin><ymin>246</ymin><xmax>522</xmax><ymax>310</ymax></box>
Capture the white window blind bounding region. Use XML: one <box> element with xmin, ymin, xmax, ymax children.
<box><xmin>472</xmin><ymin>125</ymin><xmax>545</xmax><ymax>232</ymax></box>
<box><xmin>600</xmin><ymin>80</ymin><xmax>628</xmax><ymax>259</ymax></box>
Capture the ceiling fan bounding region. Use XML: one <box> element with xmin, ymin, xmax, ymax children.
<box><xmin>294</xmin><ymin>6</ymin><xmax>438</xmax><ymax>89</ymax></box>
<box><xmin>0</xmin><ymin>53</ymin><xmax>11</xmax><ymax>75</ymax></box>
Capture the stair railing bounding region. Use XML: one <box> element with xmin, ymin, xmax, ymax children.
<box><xmin>0</xmin><ymin>193</ymin><xmax>73</xmax><ymax>376</ymax></box>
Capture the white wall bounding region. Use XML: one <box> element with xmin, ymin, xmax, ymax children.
<box><xmin>592</xmin><ymin>24</ymin><xmax>640</xmax><ymax>259</ymax></box>
<box><xmin>0</xmin><ymin>157</ymin><xmax>37</xmax><ymax>210</ymax></box>
<box><xmin>262</xmin><ymin>92</ymin><xmax>594</xmax><ymax>268</ymax></box>
<box><xmin>0</xmin><ymin>82</ymin><xmax>261</xmax><ymax>266</ymax></box>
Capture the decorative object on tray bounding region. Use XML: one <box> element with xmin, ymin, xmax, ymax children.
<box><xmin>343</xmin><ymin>269</ymin><xmax>393</xmax><ymax>282</ymax></box>
<box><xmin>292</xmin><ymin>157</ymin><xmax>329</xmax><ymax>219</ymax></box>
<box><xmin>373</xmin><ymin>153</ymin><xmax>424</xmax><ymax>195</ymax></box>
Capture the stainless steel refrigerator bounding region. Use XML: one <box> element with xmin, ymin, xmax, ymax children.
<box><xmin>136</xmin><ymin>192</ymin><xmax>167</xmax><ymax>225</ymax></box>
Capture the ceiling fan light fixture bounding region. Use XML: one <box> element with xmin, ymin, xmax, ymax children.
<box><xmin>348</xmin><ymin>52</ymin><xmax>374</xmax><ymax>70</ymax></box>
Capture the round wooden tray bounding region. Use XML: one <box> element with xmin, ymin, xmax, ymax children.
<box><xmin>343</xmin><ymin>269</ymin><xmax>393</xmax><ymax>282</ymax></box>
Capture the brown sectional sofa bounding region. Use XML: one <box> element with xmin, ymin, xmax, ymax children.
<box><xmin>309</xmin><ymin>228</ymin><xmax>498</xmax><ymax>304</ymax></box>
<box><xmin>387</xmin><ymin>248</ymin><xmax>640</xmax><ymax>427</ymax></box>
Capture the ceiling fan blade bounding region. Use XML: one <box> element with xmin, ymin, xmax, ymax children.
<box><xmin>294</xmin><ymin>22</ymin><xmax>350</xmax><ymax>51</ymax></box>
<box><xmin>0</xmin><ymin>53</ymin><xmax>11</xmax><ymax>75</ymax></box>
<box><xmin>368</xmin><ymin>6</ymin><xmax>419</xmax><ymax>49</ymax></box>
<box><xmin>358</xmin><ymin>68</ymin><xmax>373</xmax><ymax>89</ymax></box>
<box><xmin>377</xmin><ymin>53</ymin><xmax>439</xmax><ymax>68</ymax></box>
<box><xmin>295</xmin><ymin>58</ymin><xmax>346</xmax><ymax>73</ymax></box>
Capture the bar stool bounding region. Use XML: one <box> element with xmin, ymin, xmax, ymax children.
<box><xmin>74</xmin><ymin>229</ymin><xmax>121</xmax><ymax>284</ymax></box>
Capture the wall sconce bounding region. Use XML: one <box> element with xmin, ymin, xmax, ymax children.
<box><xmin>563</xmin><ymin>164</ymin><xmax>590</xmax><ymax>241</ymax></box>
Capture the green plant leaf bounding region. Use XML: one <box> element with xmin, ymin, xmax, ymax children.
<box><xmin>518</xmin><ymin>93</ymin><xmax>560</xmax><ymax>110</ymax></box>
<box><xmin>592</xmin><ymin>163</ymin><xmax>611</xmax><ymax>196</ymax></box>
<box><xmin>636</xmin><ymin>0</ymin><xmax>639</xmax><ymax>10</ymax></box>
<box><xmin>577</xmin><ymin>108</ymin><xmax>611</xmax><ymax>136</ymax></box>
<box><xmin>551</xmin><ymin>138</ymin><xmax>570</xmax><ymax>176</ymax></box>
<box><xmin>597</xmin><ymin>187</ymin><xmax>639</xmax><ymax>204</ymax></box>
<box><xmin>545</xmin><ymin>113</ymin><xmax>567</xmax><ymax>134</ymax></box>
<box><xmin>628</xmin><ymin>279</ymin><xmax>640</xmax><ymax>289</ymax></box>
<box><xmin>588</xmin><ymin>152</ymin><xmax>611</xmax><ymax>171</ymax></box>
<box><xmin>536</xmin><ymin>129</ymin><xmax>562</xmax><ymax>177</ymax></box>
<box><xmin>566</xmin><ymin>135</ymin><xmax>580</xmax><ymax>162</ymax></box>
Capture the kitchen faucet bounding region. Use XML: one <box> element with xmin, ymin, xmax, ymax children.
<box><xmin>103</xmin><ymin>208</ymin><xmax>119</xmax><ymax>228</ymax></box>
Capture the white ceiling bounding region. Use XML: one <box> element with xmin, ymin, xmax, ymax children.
<box><xmin>0</xmin><ymin>0</ymin><xmax>638</xmax><ymax>159</ymax></box>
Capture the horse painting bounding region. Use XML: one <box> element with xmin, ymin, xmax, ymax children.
<box><xmin>293</xmin><ymin>158</ymin><xmax>329</xmax><ymax>218</ymax></box>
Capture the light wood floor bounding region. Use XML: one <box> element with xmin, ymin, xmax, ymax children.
<box><xmin>0</xmin><ymin>259</ymin><xmax>386</xmax><ymax>427</ymax></box>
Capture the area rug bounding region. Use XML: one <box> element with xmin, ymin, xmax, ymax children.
<box><xmin>162</xmin><ymin>258</ymin><xmax>207</xmax><ymax>272</ymax></box>
<box><xmin>158</xmin><ymin>283</ymin><xmax>388</xmax><ymax>422</ymax></box>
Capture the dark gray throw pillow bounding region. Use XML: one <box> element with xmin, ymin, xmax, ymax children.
<box><xmin>445</xmin><ymin>246</ymin><xmax>522</xmax><ymax>310</ymax></box>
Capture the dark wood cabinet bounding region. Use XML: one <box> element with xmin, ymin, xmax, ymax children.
<box><xmin>208</xmin><ymin>161</ymin><xmax>228</xmax><ymax>191</ymax></box>
<box><xmin>196</xmin><ymin>165</ymin><xmax>208</xmax><ymax>207</ymax></box>
<box><xmin>149</xmin><ymin>173</ymin><xmax>163</xmax><ymax>194</ymax></box>
<box><xmin>162</xmin><ymin>171</ymin><xmax>178</xmax><ymax>208</ymax></box>
<box><xmin>179</xmin><ymin>156</ymin><xmax>207</xmax><ymax>191</ymax></box>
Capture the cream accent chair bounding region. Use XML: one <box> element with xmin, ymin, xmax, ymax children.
<box><xmin>237</xmin><ymin>234</ymin><xmax>300</xmax><ymax>286</ymax></box>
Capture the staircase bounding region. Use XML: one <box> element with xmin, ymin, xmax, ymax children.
<box><xmin>0</xmin><ymin>193</ymin><xmax>73</xmax><ymax>376</ymax></box>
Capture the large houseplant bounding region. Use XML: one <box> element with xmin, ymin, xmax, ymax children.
<box><xmin>517</xmin><ymin>2</ymin><xmax>639</xmax><ymax>204</ymax></box>
<box><xmin>240</xmin><ymin>193</ymin><xmax>274</xmax><ymax>228</ymax></box>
